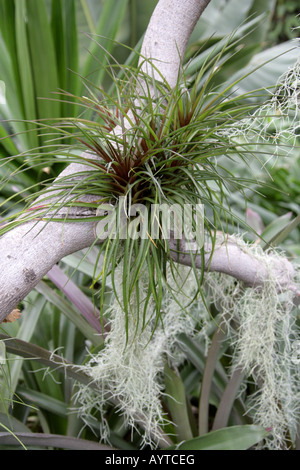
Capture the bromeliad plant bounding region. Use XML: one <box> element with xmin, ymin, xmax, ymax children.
<box><xmin>9</xmin><ymin>49</ymin><xmax>268</xmax><ymax>329</ymax></box>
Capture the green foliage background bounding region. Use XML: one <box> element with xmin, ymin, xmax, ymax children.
<box><xmin>0</xmin><ymin>0</ymin><xmax>299</xmax><ymax>450</ymax></box>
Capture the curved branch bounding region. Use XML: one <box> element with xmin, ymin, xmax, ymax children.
<box><xmin>0</xmin><ymin>0</ymin><xmax>212</xmax><ymax>321</ymax></box>
<box><xmin>0</xmin><ymin>200</ymin><xmax>99</xmax><ymax>320</ymax></box>
<box><xmin>169</xmin><ymin>235</ymin><xmax>298</xmax><ymax>294</ymax></box>
<box><xmin>140</xmin><ymin>0</ymin><xmax>211</xmax><ymax>87</ymax></box>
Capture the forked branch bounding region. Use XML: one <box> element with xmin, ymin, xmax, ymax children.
<box><xmin>0</xmin><ymin>0</ymin><xmax>297</xmax><ymax>323</ymax></box>
<box><xmin>0</xmin><ymin>0</ymin><xmax>212</xmax><ymax>321</ymax></box>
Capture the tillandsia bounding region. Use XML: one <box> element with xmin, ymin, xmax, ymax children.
<box><xmin>216</xmin><ymin>58</ymin><xmax>300</xmax><ymax>161</ymax></box>
<box><xmin>74</xmin><ymin>262</ymin><xmax>204</xmax><ymax>448</ymax></box>
<box><xmin>205</xmin><ymin>236</ymin><xmax>300</xmax><ymax>450</ymax></box>
<box><xmin>0</xmin><ymin>48</ymin><xmax>274</xmax><ymax>324</ymax></box>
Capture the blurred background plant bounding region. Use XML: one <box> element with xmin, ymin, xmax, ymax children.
<box><xmin>0</xmin><ymin>0</ymin><xmax>299</xmax><ymax>450</ymax></box>
<box><xmin>268</xmin><ymin>0</ymin><xmax>299</xmax><ymax>44</ymax></box>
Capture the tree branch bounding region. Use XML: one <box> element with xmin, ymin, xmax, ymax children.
<box><xmin>1</xmin><ymin>0</ymin><xmax>298</xmax><ymax>323</ymax></box>
<box><xmin>169</xmin><ymin>235</ymin><xmax>299</xmax><ymax>294</ymax></box>
<box><xmin>0</xmin><ymin>0</ymin><xmax>212</xmax><ymax>322</ymax></box>
<box><xmin>140</xmin><ymin>0</ymin><xmax>211</xmax><ymax>87</ymax></box>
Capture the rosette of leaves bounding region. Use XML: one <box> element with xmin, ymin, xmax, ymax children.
<box><xmin>50</xmin><ymin>58</ymin><xmax>269</xmax><ymax>330</ymax></box>
<box><xmin>0</xmin><ymin>47</ymin><xmax>268</xmax><ymax>335</ymax></box>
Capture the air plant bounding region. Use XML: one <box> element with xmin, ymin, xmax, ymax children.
<box><xmin>0</xmin><ymin>38</ymin><xmax>291</xmax><ymax>337</ymax></box>
<box><xmin>20</xmin><ymin>53</ymin><xmax>269</xmax><ymax>327</ymax></box>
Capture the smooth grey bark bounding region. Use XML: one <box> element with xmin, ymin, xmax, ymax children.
<box><xmin>169</xmin><ymin>235</ymin><xmax>297</xmax><ymax>293</ymax></box>
<box><xmin>140</xmin><ymin>0</ymin><xmax>211</xmax><ymax>87</ymax></box>
<box><xmin>0</xmin><ymin>198</ymin><xmax>99</xmax><ymax>321</ymax></box>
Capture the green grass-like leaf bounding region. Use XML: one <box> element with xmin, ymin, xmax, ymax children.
<box><xmin>168</xmin><ymin>425</ymin><xmax>269</xmax><ymax>450</ymax></box>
